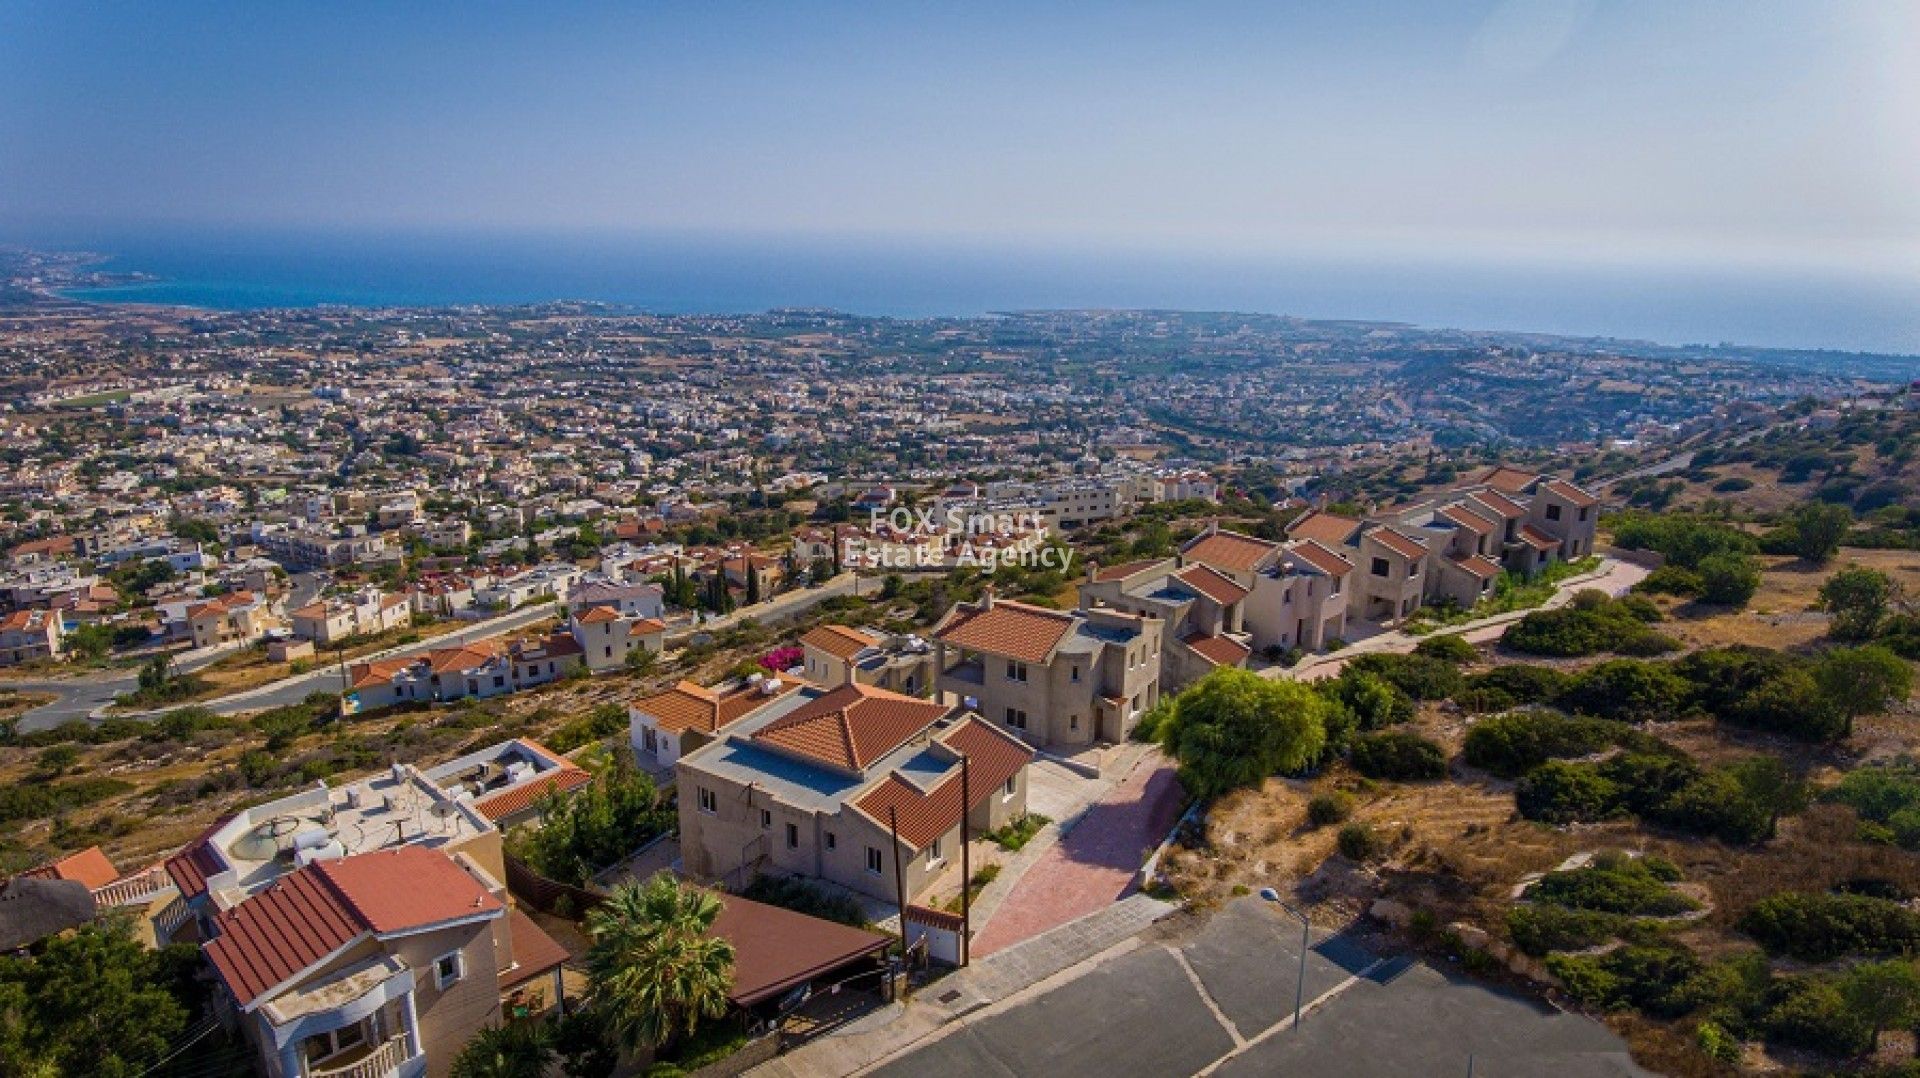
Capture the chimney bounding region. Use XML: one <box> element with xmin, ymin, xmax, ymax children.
<box><xmin>1207</xmin><ymin>518</ymin><xmax>1219</xmax><ymax>536</ymax></box>
<box><xmin>1085</xmin><ymin>560</ymin><xmax>1099</xmax><ymax>584</ymax></box>
<box><xmin>979</xmin><ymin>585</ymin><xmax>995</xmax><ymax>610</ymax></box>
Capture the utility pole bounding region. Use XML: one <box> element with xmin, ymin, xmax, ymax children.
<box><xmin>959</xmin><ymin>753</ymin><xmax>972</xmax><ymax>967</ymax></box>
<box><xmin>1259</xmin><ymin>887</ymin><xmax>1310</xmax><ymax>1033</ymax></box>
<box><xmin>888</xmin><ymin>807</ymin><xmax>911</xmax><ymax>1002</ymax></box>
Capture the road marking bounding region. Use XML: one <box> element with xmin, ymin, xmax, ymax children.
<box><xmin>1169</xmin><ymin>945</ymin><xmax>1246</xmax><ymax>1048</ymax></box>
<box><xmin>1196</xmin><ymin>954</ymin><xmax>1390</xmax><ymax>1075</ymax></box>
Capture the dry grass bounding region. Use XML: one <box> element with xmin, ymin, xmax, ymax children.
<box><xmin>1650</xmin><ymin>549</ymin><xmax>1920</xmax><ymax>653</ymax></box>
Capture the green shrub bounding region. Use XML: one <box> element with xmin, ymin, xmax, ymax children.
<box><xmin>1557</xmin><ymin>659</ymin><xmax>1694</xmax><ymax>723</ymax></box>
<box><xmin>1695</xmin><ymin>551</ymin><xmax>1762</xmax><ymax>607</ymax></box>
<box><xmin>1528</xmin><ymin>855</ymin><xmax>1700</xmax><ymax>916</ymax></box>
<box><xmin>1515</xmin><ymin>761</ymin><xmax>1625</xmax><ymax>824</ymax></box>
<box><xmin>1759</xmin><ymin>976</ymin><xmax>1872</xmax><ymax>1057</ymax></box>
<box><xmin>1306</xmin><ymin>790</ymin><xmax>1354</xmax><ymax>827</ymax></box>
<box><xmin>1503</xmin><ymin>601</ymin><xmax>1679</xmax><ymax>659</ymax></box>
<box><xmin>1337</xmin><ymin>822</ymin><xmax>1382</xmax><ymax>862</ymax></box>
<box><xmin>1342</xmin><ymin>652</ymin><xmax>1465</xmax><ymax>701</ymax></box>
<box><xmin>1411</xmin><ymin>634</ymin><xmax>1477</xmax><ymax>665</ymax></box>
<box><xmin>1321</xmin><ymin>669</ymin><xmax>1414</xmax><ymax>730</ymax></box>
<box><xmin>739</xmin><ymin>874</ymin><xmax>869</xmax><ymax>928</ymax></box>
<box><xmin>1348</xmin><ymin>731</ymin><xmax>1447</xmax><ymax>781</ymax></box>
<box><xmin>1824</xmin><ymin>765</ymin><xmax>1920</xmax><ymax>849</ymax></box>
<box><xmin>1464</xmin><ymin>664</ymin><xmax>1572</xmax><ymax>705</ymax></box>
<box><xmin>1506</xmin><ymin>905</ymin><xmax>1623</xmax><ymax>956</ymax></box>
<box><xmin>1609</xmin><ymin>512</ymin><xmax>1758</xmax><ymax>569</ymax></box>
<box><xmin>1547</xmin><ymin>945</ymin><xmax>1702</xmax><ymax>1016</ymax></box>
<box><xmin>1636</xmin><ymin>565</ymin><xmax>1703</xmax><ymax>597</ymax></box>
<box><xmin>1462</xmin><ymin>711</ymin><xmax>1630</xmax><ymax>778</ymax></box>
<box><xmin>1738</xmin><ymin>892</ymin><xmax>1920</xmax><ymax>962</ymax></box>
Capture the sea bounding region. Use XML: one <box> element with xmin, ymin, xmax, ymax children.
<box><xmin>27</xmin><ymin>227</ymin><xmax>1920</xmax><ymax>358</ymax></box>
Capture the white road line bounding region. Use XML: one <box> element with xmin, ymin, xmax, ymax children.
<box><xmin>1196</xmin><ymin>955</ymin><xmax>1390</xmax><ymax>1076</ymax></box>
<box><xmin>1169</xmin><ymin>945</ymin><xmax>1247</xmax><ymax>1048</ymax></box>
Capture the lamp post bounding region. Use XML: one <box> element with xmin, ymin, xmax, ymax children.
<box><xmin>1258</xmin><ymin>887</ymin><xmax>1310</xmax><ymax>1033</ymax></box>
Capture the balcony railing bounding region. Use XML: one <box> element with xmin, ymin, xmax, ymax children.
<box><xmin>309</xmin><ymin>1034</ymin><xmax>408</xmax><ymax>1078</ymax></box>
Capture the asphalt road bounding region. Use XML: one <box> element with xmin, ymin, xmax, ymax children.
<box><xmin>871</xmin><ymin>899</ymin><xmax>1648</xmax><ymax>1078</ymax></box>
<box><xmin>9</xmin><ymin>574</ymin><xmax>875</xmax><ymax>730</ymax></box>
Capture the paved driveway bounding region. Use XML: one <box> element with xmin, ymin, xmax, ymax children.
<box><xmin>970</xmin><ymin>754</ymin><xmax>1185</xmax><ymax>957</ymax></box>
<box><xmin>873</xmin><ymin>898</ymin><xmax>1649</xmax><ymax>1078</ymax></box>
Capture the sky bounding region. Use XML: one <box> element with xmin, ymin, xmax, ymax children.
<box><xmin>2</xmin><ymin>1</ymin><xmax>1917</xmax><ymax>277</ymax></box>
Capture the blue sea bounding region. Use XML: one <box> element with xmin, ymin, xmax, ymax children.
<box><xmin>26</xmin><ymin>227</ymin><xmax>1920</xmax><ymax>357</ymax></box>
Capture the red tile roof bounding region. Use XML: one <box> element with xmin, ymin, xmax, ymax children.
<box><xmin>800</xmin><ymin>624</ymin><xmax>880</xmax><ymax>661</ymax></box>
<box><xmin>1183</xmin><ymin>633</ymin><xmax>1252</xmax><ymax>667</ymax></box>
<box><xmin>1469</xmin><ymin>491</ymin><xmax>1527</xmax><ymax>519</ymax></box>
<box><xmin>1286</xmin><ymin>510</ymin><xmax>1364</xmax><ymax>548</ymax></box>
<box><xmin>16</xmin><ymin>846</ymin><xmax>119</xmax><ymax>890</ymax></box>
<box><xmin>164</xmin><ymin>815</ymin><xmax>234</xmax><ymax>899</ymax></box>
<box><xmin>1449</xmin><ymin>553</ymin><xmax>1504</xmax><ymax>580</ymax></box>
<box><xmin>709</xmin><ymin>892</ymin><xmax>891</xmax><ymax>1006</ymax></box>
<box><xmin>635</xmin><ymin>677</ymin><xmax>802</xmax><ymax>736</ymax></box>
<box><xmin>575</xmin><ymin>605</ymin><xmax>621</xmax><ymax>624</ymax></box>
<box><xmin>934</xmin><ymin>598</ymin><xmax>1075</xmax><ymax>664</ymax></box>
<box><xmin>1092</xmin><ymin>558</ymin><xmax>1168</xmax><ymax>582</ymax></box>
<box><xmin>1479</xmin><ymin>465</ymin><xmax>1540</xmax><ymax>494</ymax></box>
<box><xmin>499</xmin><ymin>907</ymin><xmax>572</xmax><ymax>991</ymax></box>
<box><xmin>1367</xmin><ymin>528</ymin><xmax>1429</xmax><ymax>562</ymax></box>
<box><xmin>628</xmin><ymin>617</ymin><xmax>666</xmax><ymax>637</ymax></box>
<box><xmin>1542</xmin><ymin>478</ymin><xmax>1598</xmax><ymax>508</ymax></box>
<box><xmin>1172</xmin><ymin>564</ymin><xmax>1250</xmax><ymax>606</ymax></box>
<box><xmin>850</xmin><ymin>717</ymin><xmax>1033</xmax><ymax>851</ymax></box>
<box><xmin>1518</xmin><ymin>525</ymin><xmax>1562</xmax><ymax>551</ymax></box>
<box><xmin>1287</xmin><ymin>539</ymin><xmax>1354</xmax><ymax>578</ymax></box>
<box><xmin>1439</xmin><ymin>504</ymin><xmax>1495</xmax><ymax>535</ymax></box>
<box><xmin>471</xmin><ymin>766</ymin><xmax>592</xmax><ymax>822</ymax></box>
<box><xmin>206</xmin><ymin>847</ymin><xmax>505</xmax><ymax>1008</ymax></box>
<box><xmin>1181</xmin><ymin>529</ymin><xmax>1283</xmax><ymax>572</ymax></box>
<box><xmin>753</xmin><ymin>684</ymin><xmax>948</xmax><ymax>772</ymax></box>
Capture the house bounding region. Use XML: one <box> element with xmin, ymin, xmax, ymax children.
<box><xmin>0</xmin><ymin>608</ymin><xmax>63</xmax><ymax>666</ymax></box>
<box><xmin>798</xmin><ymin>625</ymin><xmax>937</xmax><ymax>696</ymax></box>
<box><xmin>346</xmin><ymin>634</ymin><xmax>586</xmax><ymax>711</ymax></box>
<box><xmin>566</xmin><ymin>580</ymin><xmax>665</xmax><ymax>621</ymax></box>
<box><xmin>675</xmin><ymin>681</ymin><xmax>1033</xmax><ymax>904</ymax></box>
<box><xmin>14</xmin><ymin>846</ymin><xmax>181</xmax><ymax>948</ymax></box>
<box><xmin>931</xmin><ymin>590</ymin><xmax>1163</xmax><ymax>751</ymax></box>
<box><xmin>1077</xmin><ymin>557</ymin><xmax>1252</xmax><ymax>689</ymax></box>
<box><xmin>203</xmin><ymin>845</ymin><xmax>566</xmax><ymax>1078</ymax></box>
<box><xmin>291</xmin><ymin>587</ymin><xmax>410</xmax><ymax>647</ymax></box>
<box><xmin>185</xmin><ymin>589</ymin><xmax>276</xmax><ymax>650</ymax></box>
<box><xmin>629</xmin><ymin>675</ymin><xmax>806</xmax><ymax>769</ymax></box>
<box><xmin>568</xmin><ymin>606</ymin><xmax>667</xmax><ymax>674</ymax></box>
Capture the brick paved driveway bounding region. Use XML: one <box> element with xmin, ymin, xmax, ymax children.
<box><xmin>971</xmin><ymin>753</ymin><xmax>1186</xmax><ymax>957</ymax></box>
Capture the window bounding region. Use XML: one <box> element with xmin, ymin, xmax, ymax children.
<box><xmin>866</xmin><ymin>846</ymin><xmax>884</xmax><ymax>875</ymax></box>
<box><xmin>760</xmin><ymin>809</ymin><xmax>771</xmax><ymax>829</ymax></box>
<box><xmin>1070</xmin><ymin>665</ymin><xmax>1080</xmax><ymax>683</ymax></box>
<box><xmin>1545</xmin><ymin>503</ymin><xmax>1562</xmax><ymax>521</ymax></box>
<box><xmin>492</xmin><ymin>675</ymin><xmax>506</xmax><ymax>688</ymax></box>
<box><xmin>825</xmin><ymin>831</ymin><xmax>837</xmax><ymax>851</ymax></box>
<box><xmin>1331</xmin><ymin>577</ymin><xmax>1342</xmax><ymax>595</ymax></box>
<box><xmin>785</xmin><ymin>822</ymin><xmax>799</xmax><ymax>849</ymax></box>
<box><xmin>1004</xmin><ymin>776</ymin><xmax>1017</xmax><ymax>797</ymax></box>
<box><xmin>434</xmin><ymin>949</ymin><xmax>464</xmax><ymax>990</ymax></box>
<box><xmin>1578</xmin><ymin>507</ymin><xmax>1590</xmax><ymax>522</ymax></box>
<box><xmin>1005</xmin><ymin>660</ymin><xmax>1028</xmax><ymax>683</ymax></box>
<box><xmin>1004</xmin><ymin>708</ymin><xmax>1027</xmax><ymax>730</ymax></box>
<box><xmin>604</xmin><ymin>646</ymin><xmax>613</xmax><ymax>658</ymax></box>
<box><xmin>1069</xmin><ymin>714</ymin><xmax>1079</xmax><ymax>731</ymax></box>
<box><xmin>928</xmin><ymin>837</ymin><xmax>943</xmax><ymax>863</ymax></box>
<box><xmin>697</xmin><ymin>787</ymin><xmax>717</xmax><ymax>814</ymax></box>
<box><xmin>1370</xmin><ymin>557</ymin><xmax>1390</xmax><ymax>578</ymax></box>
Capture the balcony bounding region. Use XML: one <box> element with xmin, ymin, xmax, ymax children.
<box><xmin>309</xmin><ymin>1034</ymin><xmax>412</xmax><ymax>1078</ymax></box>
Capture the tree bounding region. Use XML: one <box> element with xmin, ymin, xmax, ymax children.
<box><xmin>1841</xmin><ymin>959</ymin><xmax>1920</xmax><ymax>1051</ymax></box>
<box><xmin>1695</xmin><ymin>552</ymin><xmax>1761</xmax><ymax>607</ymax></box>
<box><xmin>64</xmin><ymin>623</ymin><xmax>114</xmax><ymax>661</ymax></box>
<box><xmin>585</xmin><ymin>874</ymin><xmax>735</xmax><ymax>1052</ymax></box>
<box><xmin>1819</xmin><ymin>566</ymin><xmax>1894</xmax><ymax>642</ymax></box>
<box><xmin>1157</xmin><ymin>667</ymin><xmax>1328</xmax><ymax>799</ymax></box>
<box><xmin>450</xmin><ymin>1022</ymin><xmax>555</xmax><ymax>1078</ymax></box>
<box><xmin>0</xmin><ymin>919</ymin><xmax>192</xmax><ymax>1078</ymax></box>
<box><xmin>1813</xmin><ymin>645</ymin><xmax>1915</xmax><ymax>737</ymax></box>
<box><xmin>1785</xmin><ymin>503</ymin><xmax>1851</xmax><ymax>565</ymax></box>
<box><xmin>1726</xmin><ymin>755</ymin><xmax>1808</xmax><ymax>841</ymax></box>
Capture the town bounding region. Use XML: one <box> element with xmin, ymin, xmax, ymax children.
<box><xmin>1</xmin><ymin>236</ymin><xmax>1918</xmax><ymax>1078</ymax></box>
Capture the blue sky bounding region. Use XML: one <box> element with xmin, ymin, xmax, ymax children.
<box><xmin>2</xmin><ymin>1</ymin><xmax>1916</xmax><ymax>276</ymax></box>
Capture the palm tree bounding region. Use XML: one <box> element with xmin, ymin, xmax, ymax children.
<box><xmin>449</xmin><ymin>1022</ymin><xmax>554</xmax><ymax>1078</ymax></box>
<box><xmin>585</xmin><ymin>873</ymin><xmax>735</xmax><ymax>1051</ymax></box>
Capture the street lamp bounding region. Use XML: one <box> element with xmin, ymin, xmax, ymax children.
<box><xmin>1258</xmin><ymin>887</ymin><xmax>1310</xmax><ymax>1033</ymax></box>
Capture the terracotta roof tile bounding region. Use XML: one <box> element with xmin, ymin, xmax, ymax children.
<box><xmin>1286</xmin><ymin>511</ymin><xmax>1364</xmax><ymax>547</ymax></box>
<box><xmin>1542</xmin><ymin>478</ymin><xmax>1598</xmax><ymax>508</ymax></box>
<box><xmin>850</xmin><ymin>717</ymin><xmax>1033</xmax><ymax>851</ymax></box>
<box><xmin>1439</xmin><ymin>504</ymin><xmax>1495</xmax><ymax>535</ymax></box>
<box><xmin>1449</xmin><ymin>553</ymin><xmax>1504</xmax><ymax>579</ymax></box>
<box><xmin>471</xmin><ymin>767</ymin><xmax>592</xmax><ymax>821</ymax></box>
<box><xmin>1479</xmin><ymin>465</ymin><xmax>1541</xmax><ymax>494</ymax></box>
<box><xmin>16</xmin><ymin>846</ymin><xmax>118</xmax><ymax>890</ymax></box>
<box><xmin>1518</xmin><ymin>525</ymin><xmax>1561</xmax><ymax>550</ymax></box>
<box><xmin>635</xmin><ymin>677</ymin><xmax>801</xmax><ymax>736</ymax></box>
<box><xmin>1287</xmin><ymin>539</ymin><xmax>1354</xmax><ymax>578</ymax></box>
<box><xmin>1181</xmin><ymin>529</ymin><xmax>1283</xmax><ymax>572</ymax></box>
<box><xmin>800</xmin><ymin>624</ymin><xmax>880</xmax><ymax>661</ymax></box>
<box><xmin>628</xmin><ymin>617</ymin><xmax>666</xmax><ymax>637</ymax></box>
<box><xmin>1092</xmin><ymin>558</ymin><xmax>1168</xmax><ymax>582</ymax></box>
<box><xmin>575</xmin><ymin>605</ymin><xmax>621</xmax><ymax>624</ymax></box>
<box><xmin>1172</xmin><ymin>564</ymin><xmax>1250</xmax><ymax>606</ymax></box>
<box><xmin>753</xmin><ymin>684</ymin><xmax>947</xmax><ymax>772</ymax></box>
<box><xmin>1183</xmin><ymin>632</ymin><xmax>1251</xmax><ymax>667</ymax></box>
<box><xmin>933</xmin><ymin>599</ymin><xmax>1075</xmax><ymax>664</ymax></box>
<box><xmin>1367</xmin><ymin>528</ymin><xmax>1429</xmax><ymax>562</ymax></box>
<box><xmin>164</xmin><ymin>815</ymin><xmax>234</xmax><ymax>899</ymax></box>
<box><xmin>1469</xmin><ymin>491</ymin><xmax>1527</xmax><ymax>519</ymax></box>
